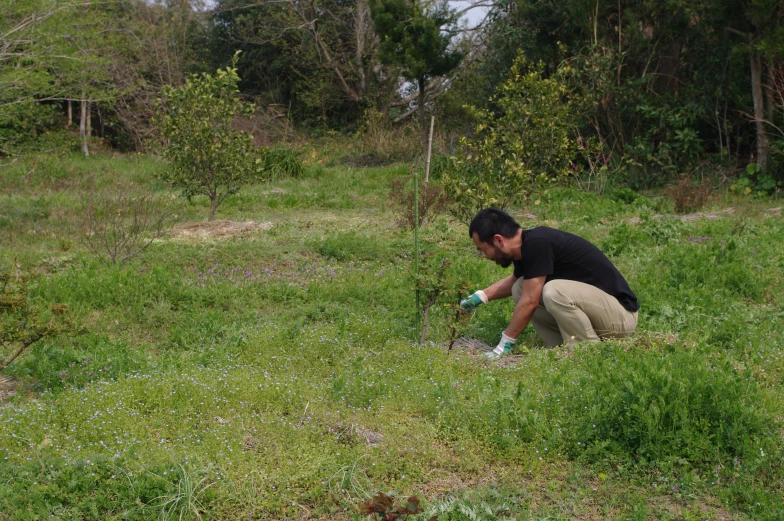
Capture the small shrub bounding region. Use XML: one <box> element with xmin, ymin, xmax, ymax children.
<box><xmin>442</xmin><ymin>56</ymin><xmax>577</xmax><ymax>223</ymax></box>
<box><xmin>1</xmin><ymin>265</ymin><xmax>75</xmax><ymax>372</ymax></box>
<box><xmin>156</xmin><ymin>54</ymin><xmax>268</xmax><ymax>221</ymax></box>
<box><xmin>573</xmin><ymin>136</ymin><xmax>618</xmax><ymax>196</ymax></box>
<box><xmin>414</xmin><ymin>253</ymin><xmax>445</xmax><ymax>342</ymax></box>
<box><xmin>730</xmin><ymin>162</ymin><xmax>783</xmax><ymax>196</ymax></box>
<box><xmin>82</xmin><ymin>192</ymin><xmax>180</xmax><ymax>264</ymax></box>
<box><xmin>413</xmin><ymin>250</ymin><xmax>470</xmax><ymax>346</ymax></box>
<box><xmin>389</xmin><ymin>174</ymin><xmax>448</xmax><ymax>230</ymax></box>
<box><xmin>665</xmin><ymin>176</ymin><xmax>710</xmax><ymax>213</ymax></box>
<box><xmin>611</xmin><ymin>187</ymin><xmax>642</xmax><ymax>205</ymax></box>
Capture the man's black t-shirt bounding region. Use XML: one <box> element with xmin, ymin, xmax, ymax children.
<box><xmin>512</xmin><ymin>227</ymin><xmax>639</xmax><ymax>312</ymax></box>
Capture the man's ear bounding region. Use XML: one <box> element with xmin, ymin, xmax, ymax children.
<box><xmin>493</xmin><ymin>234</ymin><xmax>505</xmax><ymax>248</ymax></box>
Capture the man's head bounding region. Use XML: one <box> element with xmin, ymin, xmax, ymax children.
<box><xmin>468</xmin><ymin>208</ymin><xmax>522</xmax><ymax>268</ymax></box>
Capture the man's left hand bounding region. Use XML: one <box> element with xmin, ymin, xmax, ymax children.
<box><xmin>485</xmin><ymin>332</ymin><xmax>516</xmax><ymax>360</ymax></box>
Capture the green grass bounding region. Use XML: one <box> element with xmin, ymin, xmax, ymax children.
<box><xmin>0</xmin><ymin>152</ymin><xmax>783</xmax><ymax>520</ymax></box>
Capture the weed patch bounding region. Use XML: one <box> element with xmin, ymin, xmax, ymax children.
<box><xmin>1</xmin><ymin>156</ymin><xmax>783</xmax><ymax>520</ymax></box>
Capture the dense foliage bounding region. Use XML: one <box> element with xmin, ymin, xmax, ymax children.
<box><xmin>369</xmin><ymin>0</ymin><xmax>462</xmax><ymax>147</ymax></box>
<box><xmin>2</xmin><ymin>0</ymin><xmax>783</xmax><ymax>182</ymax></box>
<box><xmin>443</xmin><ymin>57</ymin><xmax>577</xmax><ymax>222</ymax></box>
<box><xmin>156</xmin><ymin>60</ymin><xmax>267</xmax><ymax>220</ymax></box>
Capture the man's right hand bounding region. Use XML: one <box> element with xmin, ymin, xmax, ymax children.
<box><xmin>460</xmin><ymin>290</ymin><xmax>488</xmax><ymax>309</ymax></box>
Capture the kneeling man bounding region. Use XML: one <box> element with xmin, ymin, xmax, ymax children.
<box><xmin>461</xmin><ymin>208</ymin><xmax>639</xmax><ymax>359</ymax></box>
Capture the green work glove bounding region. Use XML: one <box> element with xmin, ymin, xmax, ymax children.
<box><xmin>460</xmin><ymin>290</ymin><xmax>488</xmax><ymax>309</ymax></box>
<box><xmin>485</xmin><ymin>332</ymin><xmax>516</xmax><ymax>360</ymax></box>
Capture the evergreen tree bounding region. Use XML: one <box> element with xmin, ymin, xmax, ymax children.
<box><xmin>369</xmin><ymin>0</ymin><xmax>462</xmax><ymax>149</ymax></box>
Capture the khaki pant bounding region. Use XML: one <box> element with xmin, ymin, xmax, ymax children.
<box><xmin>512</xmin><ymin>278</ymin><xmax>638</xmax><ymax>348</ymax></box>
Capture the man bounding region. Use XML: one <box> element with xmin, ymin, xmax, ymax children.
<box><xmin>461</xmin><ymin>208</ymin><xmax>639</xmax><ymax>360</ymax></box>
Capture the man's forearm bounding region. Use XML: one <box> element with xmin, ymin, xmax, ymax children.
<box><xmin>504</xmin><ymin>299</ymin><xmax>538</xmax><ymax>339</ymax></box>
<box><xmin>483</xmin><ymin>275</ymin><xmax>517</xmax><ymax>301</ymax></box>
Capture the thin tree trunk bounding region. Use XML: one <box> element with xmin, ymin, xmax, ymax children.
<box><xmin>750</xmin><ymin>51</ymin><xmax>769</xmax><ymax>172</ymax></box>
<box><xmin>617</xmin><ymin>0</ymin><xmax>622</xmax><ymax>85</ymax></box>
<box><xmin>425</xmin><ymin>116</ymin><xmax>435</xmax><ymax>186</ymax></box>
<box><xmin>67</xmin><ymin>100</ymin><xmax>72</xmax><ymax>128</ymax></box>
<box><xmin>766</xmin><ymin>64</ymin><xmax>776</xmax><ymax>125</ymax></box>
<box><xmin>86</xmin><ymin>101</ymin><xmax>92</xmax><ymax>140</ymax></box>
<box><xmin>420</xmin><ymin>303</ymin><xmax>432</xmax><ymax>344</ymax></box>
<box><xmin>724</xmin><ymin>100</ymin><xmax>731</xmax><ymax>164</ymax></box>
<box><xmin>208</xmin><ymin>198</ymin><xmax>217</xmax><ymax>221</ymax></box>
<box><xmin>80</xmin><ymin>98</ymin><xmax>90</xmax><ymax>157</ymax></box>
<box><xmin>418</xmin><ymin>77</ymin><xmax>427</xmax><ymax>152</ymax></box>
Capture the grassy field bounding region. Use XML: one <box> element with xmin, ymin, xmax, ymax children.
<box><xmin>1</xmin><ymin>152</ymin><xmax>783</xmax><ymax>520</ymax></box>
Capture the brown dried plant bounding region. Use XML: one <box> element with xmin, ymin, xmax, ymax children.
<box><xmin>389</xmin><ymin>175</ymin><xmax>448</xmax><ymax>230</ymax></box>
<box><xmin>82</xmin><ymin>191</ymin><xmax>180</xmax><ymax>264</ymax></box>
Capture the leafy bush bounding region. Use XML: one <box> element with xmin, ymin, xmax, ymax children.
<box><xmin>156</xmin><ymin>54</ymin><xmax>268</xmax><ymax>221</ymax></box>
<box><xmin>564</xmin><ymin>48</ymin><xmax>707</xmax><ymax>188</ymax></box>
<box><xmin>610</xmin><ymin>187</ymin><xmax>642</xmax><ymax>205</ymax></box>
<box><xmin>730</xmin><ymin>162</ymin><xmax>783</xmax><ymax>196</ymax></box>
<box><xmin>1</xmin><ymin>266</ymin><xmax>75</xmax><ymax>372</ymax></box>
<box><xmin>0</xmin><ymin>102</ymin><xmax>61</xmax><ymax>156</ymax></box>
<box><xmin>442</xmin><ymin>56</ymin><xmax>577</xmax><ymax>223</ymax></box>
<box><xmin>429</xmin><ymin>343</ymin><xmax>774</xmax><ymax>468</ymax></box>
<box><xmin>560</xmin><ymin>346</ymin><xmax>770</xmax><ymax>465</ymax></box>
<box><xmin>624</xmin><ymin>101</ymin><xmax>703</xmax><ymax>183</ymax></box>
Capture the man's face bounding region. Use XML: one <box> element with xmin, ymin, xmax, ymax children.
<box><xmin>472</xmin><ymin>233</ymin><xmax>514</xmax><ymax>268</ymax></box>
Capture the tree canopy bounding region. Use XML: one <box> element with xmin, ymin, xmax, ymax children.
<box><xmin>0</xmin><ymin>0</ymin><xmax>782</xmax><ymax>181</ymax></box>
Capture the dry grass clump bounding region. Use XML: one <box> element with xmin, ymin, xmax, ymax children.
<box><xmin>666</xmin><ymin>176</ymin><xmax>711</xmax><ymax>213</ymax></box>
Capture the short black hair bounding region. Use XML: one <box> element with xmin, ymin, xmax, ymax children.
<box><xmin>468</xmin><ymin>208</ymin><xmax>521</xmax><ymax>243</ymax></box>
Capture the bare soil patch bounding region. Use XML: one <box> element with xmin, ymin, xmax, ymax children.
<box><xmin>622</xmin><ymin>207</ymin><xmax>736</xmax><ymax>225</ymax></box>
<box><xmin>450</xmin><ymin>337</ymin><xmax>493</xmax><ymax>353</ymax></box>
<box><xmin>168</xmin><ymin>220</ymin><xmax>273</xmax><ymax>240</ymax></box>
<box><xmin>0</xmin><ymin>376</ymin><xmax>17</xmax><ymax>402</ymax></box>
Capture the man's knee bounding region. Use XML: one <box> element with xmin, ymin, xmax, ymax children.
<box><xmin>541</xmin><ymin>280</ymin><xmax>566</xmax><ymax>309</ymax></box>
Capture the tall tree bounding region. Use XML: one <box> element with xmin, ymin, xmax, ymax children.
<box><xmin>369</xmin><ymin>0</ymin><xmax>462</xmax><ymax>149</ymax></box>
<box><xmin>209</xmin><ymin>0</ymin><xmax>389</xmax><ymax>128</ymax></box>
<box><xmin>0</xmin><ymin>0</ymin><xmax>78</xmax><ymax>153</ymax></box>
<box><xmin>475</xmin><ymin>0</ymin><xmax>784</xmax><ymax>180</ymax></box>
<box><xmin>724</xmin><ymin>0</ymin><xmax>784</xmax><ymax>174</ymax></box>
